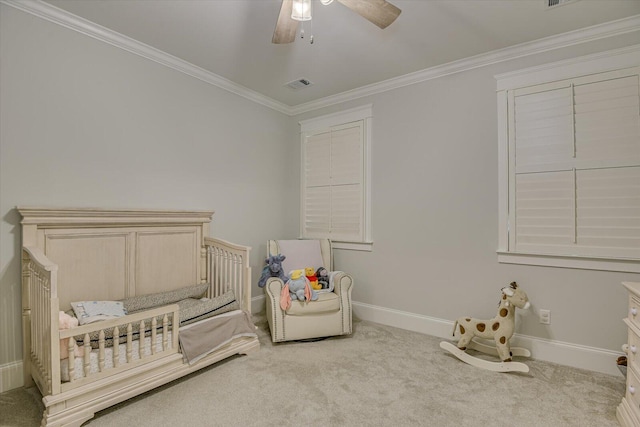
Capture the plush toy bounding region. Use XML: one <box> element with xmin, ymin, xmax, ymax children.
<box><xmin>315</xmin><ymin>267</ymin><xmax>330</xmax><ymax>290</ymax></box>
<box><xmin>280</xmin><ymin>269</ymin><xmax>318</xmax><ymax>310</ymax></box>
<box><xmin>258</xmin><ymin>254</ymin><xmax>288</xmax><ymax>288</ymax></box>
<box><xmin>59</xmin><ymin>311</ymin><xmax>82</xmax><ymax>359</ymax></box>
<box><xmin>305</xmin><ymin>267</ymin><xmax>321</xmax><ymax>290</ymax></box>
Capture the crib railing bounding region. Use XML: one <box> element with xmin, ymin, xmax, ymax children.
<box><xmin>22</xmin><ymin>246</ymin><xmax>181</xmax><ymax>396</ymax></box>
<box><xmin>60</xmin><ymin>304</ymin><xmax>180</xmax><ymax>388</ymax></box>
<box><xmin>205</xmin><ymin>237</ymin><xmax>252</xmax><ymax>313</ymax></box>
<box><xmin>22</xmin><ymin>246</ymin><xmax>59</xmax><ymax>395</ymax></box>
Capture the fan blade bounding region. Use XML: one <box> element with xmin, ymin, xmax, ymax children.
<box><xmin>337</xmin><ymin>0</ymin><xmax>401</xmax><ymax>29</ymax></box>
<box><xmin>272</xmin><ymin>0</ymin><xmax>299</xmax><ymax>44</ymax></box>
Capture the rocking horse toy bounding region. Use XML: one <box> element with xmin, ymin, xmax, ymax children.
<box><xmin>440</xmin><ymin>281</ymin><xmax>532</xmax><ymax>373</ymax></box>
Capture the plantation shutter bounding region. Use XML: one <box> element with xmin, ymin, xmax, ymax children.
<box><xmin>509</xmin><ymin>68</ymin><xmax>640</xmax><ymax>259</ymax></box>
<box><xmin>303</xmin><ymin>121</ymin><xmax>364</xmax><ymax>241</ymax></box>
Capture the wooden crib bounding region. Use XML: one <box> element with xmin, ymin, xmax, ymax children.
<box><xmin>19</xmin><ymin>207</ymin><xmax>260</xmax><ymax>427</ymax></box>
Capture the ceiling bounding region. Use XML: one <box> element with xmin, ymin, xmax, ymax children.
<box><xmin>43</xmin><ymin>0</ymin><xmax>640</xmax><ymax>108</ymax></box>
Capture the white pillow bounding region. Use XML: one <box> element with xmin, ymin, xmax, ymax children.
<box><xmin>70</xmin><ymin>301</ymin><xmax>127</xmax><ymax>325</ymax></box>
<box><xmin>277</xmin><ymin>240</ymin><xmax>325</xmax><ymax>274</ymax></box>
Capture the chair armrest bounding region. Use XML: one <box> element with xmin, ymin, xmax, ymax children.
<box><xmin>264</xmin><ymin>277</ymin><xmax>287</xmax><ymax>342</ymax></box>
<box><xmin>265</xmin><ymin>277</ymin><xmax>285</xmax><ymax>303</ymax></box>
<box><xmin>331</xmin><ymin>271</ymin><xmax>353</xmax><ymax>295</ymax></box>
<box><xmin>332</xmin><ymin>272</ymin><xmax>353</xmax><ymax>336</ymax></box>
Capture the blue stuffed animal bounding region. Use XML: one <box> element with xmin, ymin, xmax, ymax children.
<box><xmin>279</xmin><ymin>269</ymin><xmax>319</xmax><ymax>310</ymax></box>
<box><xmin>258</xmin><ymin>254</ymin><xmax>288</xmax><ymax>288</ymax></box>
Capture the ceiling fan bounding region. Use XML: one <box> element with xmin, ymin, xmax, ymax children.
<box><xmin>272</xmin><ymin>0</ymin><xmax>401</xmax><ymax>44</ymax></box>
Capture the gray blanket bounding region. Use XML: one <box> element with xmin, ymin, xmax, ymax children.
<box><xmin>178</xmin><ymin>310</ymin><xmax>257</xmax><ymax>365</ymax></box>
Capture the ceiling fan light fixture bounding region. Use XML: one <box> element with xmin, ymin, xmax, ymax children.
<box><xmin>291</xmin><ymin>0</ymin><xmax>311</xmax><ymax>21</ymax></box>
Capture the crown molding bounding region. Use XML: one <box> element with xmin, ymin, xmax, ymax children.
<box><xmin>3</xmin><ymin>0</ymin><xmax>640</xmax><ymax>117</ymax></box>
<box><xmin>1</xmin><ymin>0</ymin><xmax>292</xmax><ymax>115</ymax></box>
<box><xmin>495</xmin><ymin>43</ymin><xmax>640</xmax><ymax>91</ymax></box>
<box><xmin>289</xmin><ymin>13</ymin><xmax>640</xmax><ymax>115</ymax></box>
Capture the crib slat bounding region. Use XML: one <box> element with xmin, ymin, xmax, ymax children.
<box><xmin>126</xmin><ymin>324</ymin><xmax>133</xmax><ymax>363</ymax></box>
<box><xmin>67</xmin><ymin>333</ymin><xmax>77</xmax><ymax>382</ymax></box>
<box><xmin>151</xmin><ymin>317</ymin><xmax>157</xmax><ymax>355</ymax></box>
<box><xmin>67</xmin><ymin>362</ymin><xmax>75</xmax><ymax>383</ymax></box>
<box><xmin>113</xmin><ymin>326</ymin><xmax>120</xmax><ymax>368</ymax></box>
<box><xmin>83</xmin><ymin>333</ymin><xmax>91</xmax><ymax>377</ymax></box>
<box><xmin>98</xmin><ymin>330</ymin><xmax>105</xmax><ymax>372</ymax></box>
<box><xmin>139</xmin><ymin>320</ymin><xmax>145</xmax><ymax>359</ymax></box>
<box><xmin>162</xmin><ymin>315</ymin><xmax>168</xmax><ymax>351</ymax></box>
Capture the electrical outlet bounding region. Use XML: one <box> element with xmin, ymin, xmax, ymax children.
<box><xmin>539</xmin><ymin>309</ymin><xmax>551</xmax><ymax>325</ymax></box>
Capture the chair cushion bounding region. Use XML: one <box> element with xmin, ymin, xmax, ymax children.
<box><xmin>286</xmin><ymin>291</ymin><xmax>340</xmax><ymax>316</ymax></box>
<box><xmin>277</xmin><ymin>240</ymin><xmax>325</xmax><ymax>273</ymax></box>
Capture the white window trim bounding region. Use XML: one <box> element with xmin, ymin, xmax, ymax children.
<box><xmin>496</xmin><ymin>44</ymin><xmax>640</xmax><ymax>273</ymax></box>
<box><xmin>299</xmin><ymin>105</ymin><xmax>373</xmax><ymax>251</ymax></box>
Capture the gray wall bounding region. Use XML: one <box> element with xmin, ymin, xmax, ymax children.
<box><xmin>296</xmin><ymin>34</ymin><xmax>640</xmax><ymax>352</ymax></box>
<box><xmin>0</xmin><ymin>5</ymin><xmax>298</xmax><ymax>369</ymax></box>
<box><xmin>2</xmin><ymin>2</ymin><xmax>640</xmax><ymax>385</ymax></box>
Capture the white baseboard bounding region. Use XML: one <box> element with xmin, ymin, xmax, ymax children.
<box><xmin>0</xmin><ymin>360</ymin><xmax>23</xmax><ymax>393</ymax></box>
<box><xmin>353</xmin><ymin>301</ymin><xmax>623</xmax><ymax>377</ymax></box>
<box><xmin>252</xmin><ymin>294</ymin><xmax>266</xmax><ymax>315</ymax></box>
<box><xmin>2</xmin><ymin>298</ymin><xmax>621</xmax><ymax>394</ymax></box>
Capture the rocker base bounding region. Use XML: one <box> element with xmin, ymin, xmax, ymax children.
<box><xmin>467</xmin><ymin>339</ymin><xmax>531</xmax><ymax>358</ymax></box>
<box><xmin>440</xmin><ymin>341</ymin><xmax>530</xmax><ymax>373</ymax></box>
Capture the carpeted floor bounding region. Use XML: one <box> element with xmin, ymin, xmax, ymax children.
<box><xmin>0</xmin><ymin>314</ymin><xmax>626</xmax><ymax>426</ymax></box>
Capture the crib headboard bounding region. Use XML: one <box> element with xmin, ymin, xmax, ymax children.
<box><xmin>19</xmin><ymin>207</ymin><xmax>213</xmax><ymax>310</ymax></box>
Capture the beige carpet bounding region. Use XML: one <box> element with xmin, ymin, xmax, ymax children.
<box><xmin>0</xmin><ymin>314</ymin><xmax>625</xmax><ymax>427</ymax></box>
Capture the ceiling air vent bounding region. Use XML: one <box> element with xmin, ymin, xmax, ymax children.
<box><xmin>285</xmin><ymin>78</ymin><xmax>313</xmax><ymax>90</ymax></box>
<box><xmin>547</xmin><ymin>0</ymin><xmax>579</xmax><ymax>8</ymax></box>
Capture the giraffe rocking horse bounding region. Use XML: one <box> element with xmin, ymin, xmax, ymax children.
<box><xmin>440</xmin><ymin>282</ymin><xmax>532</xmax><ymax>373</ymax></box>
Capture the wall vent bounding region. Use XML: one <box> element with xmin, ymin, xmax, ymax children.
<box><xmin>547</xmin><ymin>0</ymin><xmax>579</xmax><ymax>8</ymax></box>
<box><xmin>285</xmin><ymin>78</ymin><xmax>313</xmax><ymax>90</ymax></box>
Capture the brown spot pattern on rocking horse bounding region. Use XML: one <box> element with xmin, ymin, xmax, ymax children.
<box><xmin>476</xmin><ymin>323</ymin><xmax>486</xmax><ymax>332</ymax></box>
<box><xmin>459</xmin><ymin>325</ymin><xmax>466</xmax><ymax>335</ymax></box>
<box><xmin>500</xmin><ymin>308</ymin><xmax>508</xmax><ymax>317</ymax></box>
<box><xmin>492</xmin><ymin>322</ymin><xmax>500</xmax><ymax>331</ymax></box>
<box><xmin>500</xmin><ymin>336</ymin><xmax>506</xmax><ymax>344</ymax></box>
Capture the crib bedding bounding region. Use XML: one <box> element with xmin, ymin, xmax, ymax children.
<box><xmin>74</xmin><ymin>289</ymin><xmax>240</xmax><ymax>349</ymax></box>
<box><xmin>179</xmin><ymin>309</ymin><xmax>257</xmax><ymax>365</ymax></box>
<box><xmin>177</xmin><ymin>291</ymin><xmax>239</xmax><ymax>326</ymax></box>
<box><xmin>62</xmin><ymin>309</ymin><xmax>256</xmax><ymax>381</ymax></box>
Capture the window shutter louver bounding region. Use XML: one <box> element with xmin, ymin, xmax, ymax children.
<box><xmin>510</xmin><ymin>68</ymin><xmax>640</xmax><ymax>259</ymax></box>
<box><xmin>576</xmin><ymin>167</ymin><xmax>640</xmax><ymax>258</ymax></box>
<box><xmin>302</xmin><ymin>121</ymin><xmax>365</xmax><ymax>242</ymax></box>
<box><xmin>515</xmin><ymin>171</ymin><xmax>575</xmax><ymax>253</ymax></box>
<box><xmin>304</xmin><ymin>132</ymin><xmax>332</xmax><ymax>237</ymax></box>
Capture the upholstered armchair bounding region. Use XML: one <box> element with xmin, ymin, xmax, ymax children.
<box><xmin>264</xmin><ymin>239</ymin><xmax>353</xmax><ymax>342</ymax></box>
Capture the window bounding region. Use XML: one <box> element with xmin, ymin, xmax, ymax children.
<box><xmin>299</xmin><ymin>105</ymin><xmax>372</xmax><ymax>251</ymax></box>
<box><xmin>497</xmin><ymin>57</ymin><xmax>640</xmax><ymax>273</ymax></box>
